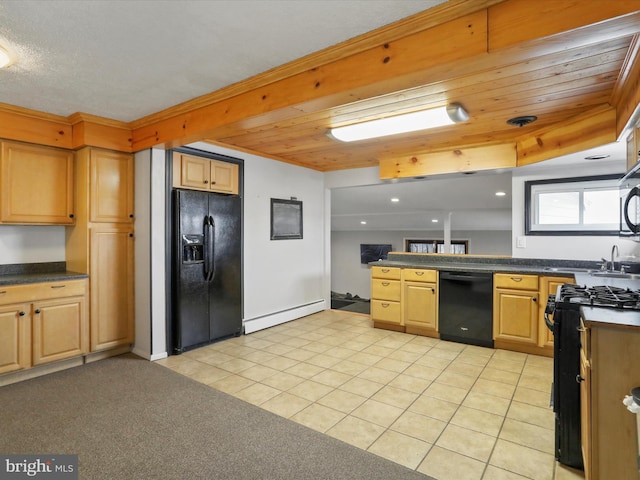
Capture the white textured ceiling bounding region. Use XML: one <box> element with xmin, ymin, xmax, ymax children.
<box><xmin>0</xmin><ymin>0</ymin><xmax>445</xmax><ymax>122</ymax></box>
<box><xmin>0</xmin><ymin>0</ymin><xmax>628</xmax><ymax>235</ymax></box>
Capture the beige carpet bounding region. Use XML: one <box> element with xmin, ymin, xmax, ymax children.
<box><xmin>0</xmin><ymin>354</ymin><xmax>433</xmax><ymax>479</ymax></box>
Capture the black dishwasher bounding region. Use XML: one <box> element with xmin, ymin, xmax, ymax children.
<box><xmin>439</xmin><ymin>271</ymin><xmax>493</xmax><ymax>348</ymax></box>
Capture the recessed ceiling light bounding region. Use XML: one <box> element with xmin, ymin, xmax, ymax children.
<box><xmin>360</xmin><ymin>221</ymin><xmax>367</xmax><ymax>225</ymax></box>
<box><xmin>0</xmin><ymin>46</ymin><xmax>12</xmax><ymax>68</ymax></box>
<box><xmin>391</xmin><ymin>198</ymin><xmax>399</xmax><ymax>202</ymax></box>
<box><xmin>495</xmin><ymin>191</ymin><xmax>506</xmax><ymax>196</ymax></box>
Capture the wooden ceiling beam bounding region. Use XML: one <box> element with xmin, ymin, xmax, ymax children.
<box><xmin>131</xmin><ymin>0</ymin><xmax>640</xmax><ymax>159</ymax></box>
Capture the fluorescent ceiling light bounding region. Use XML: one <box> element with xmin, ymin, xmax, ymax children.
<box><xmin>0</xmin><ymin>46</ymin><xmax>11</xmax><ymax>68</ymax></box>
<box><xmin>360</xmin><ymin>221</ymin><xmax>367</xmax><ymax>225</ymax></box>
<box><xmin>495</xmin><ymin>191</ymin><xmax>506</xmax><ymax>196</ymax></box>
<box><xmin>391</xmin><ymin>198</ymin><xmax>399</xmax><ymax>202</ymax></box>
<box><xmin>329</xmin><ymin>103</ymin><xmax>468</xmax><ymax>142</ymax></box>
<box><xmin>431</xmin><ymin>219</ymin><xmax>438</xmax><ymax>223</ymax></box>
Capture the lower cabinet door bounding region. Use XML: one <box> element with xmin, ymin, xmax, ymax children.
<box><xmin>0</xmin><ymin>303</ymin><xmax>30</xmax><ymax>374</ymax></box>
<box><xmin>90</xmin><ymin>226</ymin><xmax>134</xmax><ymax>351</ymax></box>
<box><xmin>493</xmin><ymin>289</ymin><xmax>538</xmax><ymax>344</ymax></box>
<box><xmin>404</xmin><ymin>281</ymin><xmax>437</xmax><ymax>330</ymax></box>
<box><xmin>32</xmin><ymin>296</ymin><xmax>88</xmax><ymax>366</ymax></box>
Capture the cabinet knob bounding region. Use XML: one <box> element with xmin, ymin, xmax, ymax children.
<box><xmin>203</xmin><ymin>180</ymin><xmax>209</xmax><ymax>184</ymax></box>
<box><xmin>211</xmin><ymin>181</ymin><xmax>216</xmax><ymax>185</ymax></box>
<box><xmin>69</xmin><ymin>214</ymin><xmax>74</xmax><ymax>218</ymax></box>
<box><xmin>129</xmin><ymin>233</ymin><xmax>134</xmax><ymax>238</ymax></box>
<box><xmin>431</xmin><ymin>288</ymin><xmax>435</xmax><ymax>293</ymax></box>
<box><xmin>129</xmin><ymin>214</ymin><xmax>134</xmax><ymax>218</ymax></box>
<box><xmin>35</xmin><ymin>309</ymin><xmax>41</xmax><ymax>314</ymax></box>
<box><xmin>576</xmin><ymin>374</ymin><xmax>585</xmax><ymax>383</ymax></box>
<box><xmin>19</xmin><ymin>311</ymin><xmax>25</xmax><ymax>316</ymax></box>
<box><xmin>532</xmin><ymin>297</ymin><xmax>537</xmax><ymax>302</ymax></box>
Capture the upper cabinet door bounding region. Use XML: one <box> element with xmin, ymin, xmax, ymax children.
<box><xmin>173</xmin><ymin>152</ymin><xmax>239</xmax><ymax>195</ymax></box>
<box><xmin>89</xmin><ymin>149</ymin><xmax>134</xmax><ymax>223</ymax></box>
<box><xmin>0</xmin><ymin>141</ymin><xmax>74</xmax><ymax>225</ymax></box>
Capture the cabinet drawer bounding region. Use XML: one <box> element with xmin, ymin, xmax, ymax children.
<box><xmin>494</xmin><ymin>273</ymin><xmax>538</xmax><ymax>290</ymax></box>
<box><xmin>0</xmin><ymin>280</ymin><xmax>87</xmax><ymax>305</ymax></box>
<box><xmin>403</xmin><ymin>268</ymin><xmax>437</xmax><ymax>283</ymax></box>
<box><xmin>371</xmin><ymin>300</ymin><xmax>401</xmax><ymax>324</ymax></box>
<box><xmin>371</xmin><ymin>279</ymin><xmax>401</xmax><ymax>301</ymax></box>
<box><xmin>371</xmin><ymin>266</ymin><xmax>401</xmax><ymax>280</ymax></box>
<box><xmin>27</xmin><ymin>280</ymin><xmax>87</xmax><ymax>301</ymax></box>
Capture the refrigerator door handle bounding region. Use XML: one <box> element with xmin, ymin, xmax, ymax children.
<box><xmin>203</xmin><ymin>215</ymin><xmax>211</xmax><ymax>280</ymax></box>
<box><xmin>208</xmin><ymin>215</ymin><xmax>216</xmax><ymax>282</ymax></box>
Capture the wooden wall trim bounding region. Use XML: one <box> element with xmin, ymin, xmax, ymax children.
<box><xmin>0</xmin><ymin>105</ymin><xmax>133</xmax><ymax>152</ymax></box>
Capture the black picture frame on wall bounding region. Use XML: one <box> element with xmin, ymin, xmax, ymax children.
<box><xmin>271</xmin><ymin>198</ymin><xmax>303</xmax><ymax>240</ymax></box>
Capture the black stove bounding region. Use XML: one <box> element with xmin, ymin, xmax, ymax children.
<box><xmin>544</xmin><ymin>283</ymin><xmax>640</xmax><ymax>470</ymax></box>
<box><xmin>556</xmin><ymin>284</ymin><xmax>640</xmax><ymax>310</ymax></box>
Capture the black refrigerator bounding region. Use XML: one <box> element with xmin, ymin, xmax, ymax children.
<box><xmin>172</xmin><ymin>189</ymin><xmax>242</xmax><ymax>354</ymax></box>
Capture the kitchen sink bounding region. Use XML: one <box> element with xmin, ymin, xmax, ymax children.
<box><xmin>589</xmin><ymin>271</ymin><xmax>640</xmax><ymax>280</ymax></box>
<box><xmin>543</xmin><ymin>267</ymin><xmax>593</xmax><ymax>273</ymax></box>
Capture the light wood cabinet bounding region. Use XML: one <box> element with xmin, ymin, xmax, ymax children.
<box><xmin>0</xmin><ymin>302</ymin><xmax>30</xmax><ymax>374</ymax></box>
<box><xmin>403</xmin><ymin>269</ymin><xmax>438</xmax><ymax>337</ymax></box>
<box><xmin>493</xmin><ymin>273</ymin><xmax>539</xmax><ymax>350</ymax></box>
<box><xmin>172</xmin><ymin>151</ymin><xmax>239</xmax><ymax>194</ymax></box>
<box><xmin>66</xmin><ymin>147</ymin><xmax>135</xmax><ymax>353</ymax></box>
<box><xmin>580</xmin><ymin>337</ymin><xmax>592</xmax><ymax>480</ymax></box>
<box><xmin>538</xmin><ymin>275</ymin><xmax>574</xmax><ymax>349</ymax></box>
<box><xmin>580</xmin><ymin>320</ymin><xmax>640</xmax><ymax>480</ymax></box>
<box><xmin>89</xmin><ymin>225</ymin><xmax>134</xmax><ymax>351</ymax></box>
<box><xmin>371</xmin><ymin>266</ymin><xmax>402</xmax><ymax>330</ymax></box>
<box><xmin>32</xmin><ymin>294</ymin><xmax>88</xmax><ymax>366</ymax></box>
<box><xmin>89</xmin><ymin>148</ymin><xmax>134</xmax><ymax>223</ymax></box>
<box><xmin>0</xmin><ymin>140</ymin><xmax>74</xmax><ymax>225</ymax></box>
<box><xmin>0</xmin><ymin>279</ymin><xmax>88</xmax><ymax>375</ymax></box>
<box><xmin>626</xmin><ymin>126</ymin><xmax>639</xmax><ymax>172</ymax></box>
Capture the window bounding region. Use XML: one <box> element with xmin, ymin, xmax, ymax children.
<box><xmin>405</xmin><ymin>239</ymin><xmax>468</xmax><ymax>254</ymax></box>
<box><xmin>525</xmin><ymin>174</ymin><xmax>621</xmax><ymax>235</ymax></box>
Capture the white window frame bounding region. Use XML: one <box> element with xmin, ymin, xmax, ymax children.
<box><xmin>525</xmin><ymin>174</ymin><xmax>622</xmax><ymax>235</ymax></box>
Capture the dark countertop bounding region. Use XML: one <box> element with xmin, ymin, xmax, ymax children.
<box><xmin>371</xmin><ymin>253</ymin><xmax>603</xmax><ymax>277</ymax></box>
<box><xmin>372</xmin><ymin>254</ymin><xmax>640</xmax><ymax>331</ymax></box>
<box><xmin>0</xmin><ymin>262</ymin><xmax>88</xmax><ymax>286</ymax></box>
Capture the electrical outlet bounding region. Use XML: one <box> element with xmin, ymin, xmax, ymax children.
<box><xmin>516</xmin><ymin>236</ymin><xmax>526</xmax><ymax>248</ymax></box>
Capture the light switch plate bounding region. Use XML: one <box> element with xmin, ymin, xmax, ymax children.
<box><xmin>516</xmin><ymin>236</ymin><xmax>526</xmax><ymax>248</ymax></box>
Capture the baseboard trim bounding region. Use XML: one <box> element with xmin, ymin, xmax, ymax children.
<box><xmin>243</xmin><ymin>300</ymin><xmax>326</xmax><ymax>334</ymax></box>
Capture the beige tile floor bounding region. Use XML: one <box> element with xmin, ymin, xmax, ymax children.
<box><xmin>157</xmin><ymin>310</ymin><xmax>586</xmax><ymax>480</ymax></box>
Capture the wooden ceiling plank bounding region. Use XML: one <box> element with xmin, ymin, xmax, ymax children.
<box><xmin>213</xmin><ymin>37</ymin><xmax>629</xmax><ymax>150</ymax></box>
<box><xmin>132</xmin><ymin>11</ymin><xmax>488</xmax><ymax>151</ymax></box>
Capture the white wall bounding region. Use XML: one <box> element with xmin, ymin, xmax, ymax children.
<box><xmin>187</xmin><ymin>143</ymin><xmax>328</xmax><ymax>334</ymax></box>
<box><xmin>512</xmin><ymin>160</ymin><xmax>640</xmax><ymax>260</ymax></box>
<box><xmin>0</xmin><ymin>226</ymin><xmax>65</xmax><ymax>264</ymax></box>
<box><xmin>331</xmin><ymin>229</ymin><xmax>511</xmax><ymax>298</ymax></box>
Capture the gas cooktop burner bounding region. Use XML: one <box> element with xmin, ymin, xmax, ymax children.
<box><xmin>560</xmin><ymin>284</ymin><xmax>640</xmax><ymax>310</ymax></box>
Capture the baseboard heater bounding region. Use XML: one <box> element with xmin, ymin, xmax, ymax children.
<box><xmin>243</xmin><ymin>299</ymin><xmax>326</xmax><ymax>334</ymax></box>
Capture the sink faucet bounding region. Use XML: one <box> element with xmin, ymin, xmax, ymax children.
<box><xmin>611</xmin><ymin>244</ymin><xmax>619</xmax><ymax>271</ymax></box>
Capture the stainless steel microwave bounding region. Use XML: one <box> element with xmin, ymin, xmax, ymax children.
<box><xmin>620</xmin><ymin>162</ymin><xmax>640</xmax><ymax>241</ymax></box>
